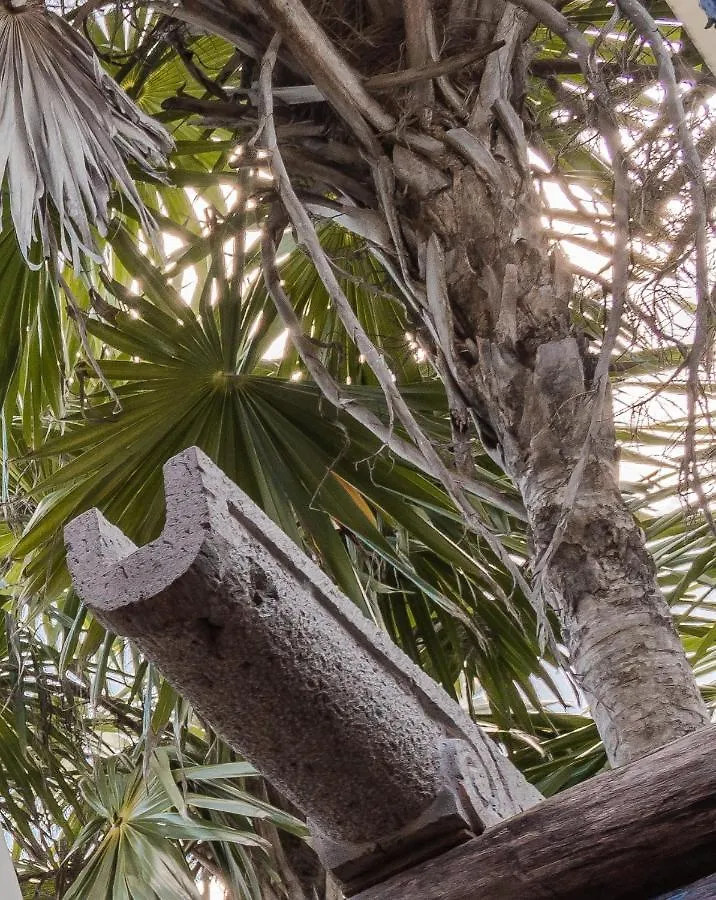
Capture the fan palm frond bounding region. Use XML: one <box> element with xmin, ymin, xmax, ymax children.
<box><xmin>0</xmin><ymin>0</ymin><xmax>172</xmax><ymax>266</ymax></box>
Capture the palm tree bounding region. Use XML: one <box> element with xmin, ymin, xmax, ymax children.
<box><xmin>0</xmin><ymin>0</ymin><xmax>715</xmax><ymax>896</ymax></box>
<box><xmin>0</xmin><ymin>0</ymin><xmax>171</xmax><ymax>264</ymax></box>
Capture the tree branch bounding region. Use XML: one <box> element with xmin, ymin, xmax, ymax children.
<box><xmin>364</xmin><ymin>42</ymin><xmax>504</xmax><ymax>92</ymax></box>
<box><xmin>256</xmin><ymin>0</ymin><xmax>392</xmax><ymax>149</ymax></box>
<box><xmin>402</xmin><ymin>0</ymin><xmax>435</xmax><ymax>111</ymax></box>
<box><xmin>614</xmin><ymin>0</ymin><xmax>715</xmax><ymax>530</ymax></box>
<box><xmin>471</xmin><ymin>6</ymin><xmax>530</xmax><ymax>129</ymax></box>
<box><xmin>260</xmin><ymin>228</ymin><xmax>525</xmax><ymax>518</ymax></box>
<box><xmin>257</xmin><ymin>36</ymin><xmax>536</xmax><ymax>618</ymax></box>
<box><xmin>501</xmin><ymin>0</ymin><xmax>633</xmax><ymax>595</ymax></box>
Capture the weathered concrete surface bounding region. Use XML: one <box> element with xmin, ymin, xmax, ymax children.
<box><xmin>65</xmin><ymin>447</ymin><xmax>540</xmax><ymax>888</ymax></box>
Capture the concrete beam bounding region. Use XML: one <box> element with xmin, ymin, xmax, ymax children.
<box><xmin>65</xmin><ymin>447</ymin><xmax>539</xmax><ymax>892</ymax></box>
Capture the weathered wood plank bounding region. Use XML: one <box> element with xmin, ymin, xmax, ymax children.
<box><xmin>354</xmin><ymin>726</ymin><xmax>716</xmax><ymax>900</ymax></box>
<box><xmin>657</xmin><ymin>872</ymin><xmax>716</xmax><ymax>899</ymax></box>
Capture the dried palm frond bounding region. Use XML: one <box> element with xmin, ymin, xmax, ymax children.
<box><xmin>0</xmin><ymin>0</ymin><xmax>173</xmax><ymax>266</ymax></box>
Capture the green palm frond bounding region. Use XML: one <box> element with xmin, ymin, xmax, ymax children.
<box><xmin>0</xmin><ymin>0</ymin><xmax>715</xmax><ymax>895</ymax></box>
<box><xmin>0</xmin><ymin>218</ymin><xmax>551</xmax><ymax>736</ymax></box>
<box><xmin>62</xmin><ymin>753</ymin><xmax>275</xmax><ymax>900</ymax></box>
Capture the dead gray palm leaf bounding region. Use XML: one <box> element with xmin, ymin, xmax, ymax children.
<box><xmin>0</xmin><ymin>0</ymin><xmax>173</xmax><ymax>266</ymax></box>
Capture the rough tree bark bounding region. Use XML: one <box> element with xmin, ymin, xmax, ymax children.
<box><xmin>395</xmin><ymin>140</ymin><xmax>709</xmax><ymax>765</ymax></box>
<box><xmin>228</xmin><ymin>0</ymin><xmax>710</xmax><ymax>767</ymax></box>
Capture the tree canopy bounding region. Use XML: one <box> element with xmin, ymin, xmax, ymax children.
<box><xmin>0</xmin><ymin>0</ymin><xmax>715</xmax><ymax>896</ymax></box>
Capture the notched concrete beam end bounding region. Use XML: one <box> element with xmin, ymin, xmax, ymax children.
<box><xmin>65</xmin><ymin>447</ymin><xmax>540</xmax><ymax>892</ymax></box>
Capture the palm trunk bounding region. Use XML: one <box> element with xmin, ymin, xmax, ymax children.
<box><xmin>400</xmin><ymin>145</ymin><xmax>709</xmax><ymax>765</ymax></box>
<box><xmin>533</xmin><ymin>477</ymin><xmax>708</xmax><ymax>766</ymax></box>
<box><xmin>216</xmin><ymin>0</ymin><xmax>709</xmax><ymax>765</ymax></box>
<box><xmin>256</xmin><ymin>785</ymin><xmax>339</xmax><ymax>900</ymax></box>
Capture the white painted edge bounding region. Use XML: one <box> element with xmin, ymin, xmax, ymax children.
<box><xmin>0</xmin><ymin>835</ymin><xmax>22</xmax><ymax>900</ymax></box>
<box><xmin>664</xmin><ymin>0</ymin><xmax>716</xmax><ymax>74</ymax></box>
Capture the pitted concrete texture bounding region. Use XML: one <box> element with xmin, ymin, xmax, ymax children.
<box><xmin>65</xmin><ymin>448</ymin><xmax>540</xmax><ymax>875</ymax></box>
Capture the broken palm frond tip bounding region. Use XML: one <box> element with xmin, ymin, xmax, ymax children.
<box><xmin>0</xmin><ymin>0</ymin><xmax>173</xmax><ymax>267</ymax></box>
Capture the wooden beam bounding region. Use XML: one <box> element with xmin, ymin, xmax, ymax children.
<box><xmin>354</xmin><ymin>726</ymin><xmax>716</xmax><ymax>900</ymax></box>
<box><xmin>658</xmin><ymin>872</ymin><xmax>716</xmax><ymax>899</ymax></box>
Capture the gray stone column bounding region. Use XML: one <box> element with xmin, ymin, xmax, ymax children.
<box><xmin>65</xmin><ymin>447</ymin><xmax>540</xmax><ymax>892</ymax></box>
